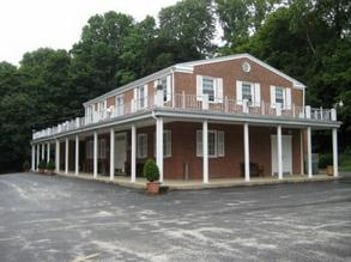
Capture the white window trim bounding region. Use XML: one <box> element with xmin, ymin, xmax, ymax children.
<box><xmin>116</xmin><ymin>94</ymin><xmax>124</xmax><ymax>116</ymax></box>
<box><xmin>154</xmin><ymin>130</ymin><xmax>172</xmax><ymax>158</ymax></box>
<box><xmin>270</xmin><ymin>85</ymin><xmax>292</xmax><ymax>110</ymax></box>
<box><xmin>137</xmin><ymin>133</ymin><xmax>148</xmax><ymax>159</ymax></box>
<box><xmin>196</xmin><ymin>75</ymin><xmax>223</xmax><ymax>103</ymax></box>
<box><xmin>236</xmin><ymin>81</ymin><xmax>261</xmax><ymax>107</ymax></box>
<box><xmin>196</xmin><ymin>129</ymin><xmax>225</xmax><ymax>158</ymax></box>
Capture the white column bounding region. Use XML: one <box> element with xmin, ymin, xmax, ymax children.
<box><xmin>93</xmin><ymin>131</ymin><xmax>98</xmax><ymax>178</ymax></box>
<box><xmin>277</xmin><ymin>125</ymin><xmax>283</xmax><ymax>180</ymax></box>
<box><xmin>244</xmin><ymin>123</ymin><xmax>250</xmax><ymax>182</ymax></box>
<box><xmin>36</xmin><ymin>144</ymin><xmax>40</xmax><ymax>171</ymax></box>
<box><xmin>307</xmin><ymin>127</ymin><xmax>312</xmax><ymax>178</ymax></box>
<box><xmin>41</xmin><ymin>143</ymin><xmax>45</xmax><ymax>160</ymax></box>
<box><xmin>131</xmin><ymin>125</ymin><xmax>136</xmax><ymax>183</ymax></box>
<box><xmin>31</xmin><ymin>144</ymin><xmax>35</xmax><ymax>171</ymax></box>
<box><xmin>300</xmin><ymin>129</ymin><xmax>304</xmax><ymax>175</ymax></box>
<box><xmin>332</xmin><ymin>128</ymin><xmax>339</xmax><ymax>177</ymax></box>
<box><xmin>110</xmin><ymin>128</ymin><xmax>115</xmax><ymax>181</ymax></box>
<box><xmin>156</xmin><ymin>117</ymin><xmax>164</xmax><ymax>183</ymax></box>
<box><xmin>47</xmin><ymin>142</ymin><xmax>50</xmax><ymax>162</ymax></box>
<box><xmin>65</xmin><ymin>138</ymin><xmax>69</xmax><ymax>174</ymax></box>
<box><xmin>55</xmin><ymin>140</ymin><xmax>60</xmax><ymax>172</ymax></box>
<box><xmin>203</xmin><ymin>120</ymin><xmax>209</xmax><ymax>184</ymax></box>
<box><xmin>75</xmin><ymin>135</ymin><xmax>79</xmax><ymax>175</ymax></box>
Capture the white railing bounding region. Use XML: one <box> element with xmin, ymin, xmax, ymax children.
<box><xmin>33</xmin><ymin>92</ymin><xmax>337</xmax><ymax>140</ymax></box>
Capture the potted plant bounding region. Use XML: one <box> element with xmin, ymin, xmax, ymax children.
<box><xmin>37</xmin><ymin>160</ymin><xmax>46</xmax><ymax>174</ymax></box>
<box><xmin>143</xmin><ymin>159</ymin><xmax>160</xmax><ymax>194</ymax></box>
<box><xmin>46</xmin><ymin>160</ymin><xmax>55</xmax><ymax>175</ymax></box>
<box><xmin>22</xmin><ymin>160</ymin><xmax>30</xmax><ymax>172</ymax></box>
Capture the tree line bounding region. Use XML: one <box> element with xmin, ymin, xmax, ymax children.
<box><xmin>0</xmin><ymin>0</ymin><xmax>350</xmax><ymax>173</ymax></box>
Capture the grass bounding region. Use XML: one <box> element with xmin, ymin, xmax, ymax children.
<box><xmin>339</xmin><ymin>152</ymin><xmax>351</xmax><ymax>172</ymax></box>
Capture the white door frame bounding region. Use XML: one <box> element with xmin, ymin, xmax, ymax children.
<box><xmin>271</xmin><ymin>135</ymin><xmax>292</xmax><ymax>176</ymax></box>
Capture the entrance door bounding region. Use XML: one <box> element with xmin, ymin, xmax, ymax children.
<box><xmin>271</xmin><ymin>135</ymin><xmax>292</xmax><ymax>176</ymax></box>
<box><xmin>115</xmin><ymin>132</ymin><xmax>127</xmax><ymax>173</ymax></box>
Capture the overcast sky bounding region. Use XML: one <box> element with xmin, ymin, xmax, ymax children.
<box><xmin>0</xmin><ymin>0</ymin><xmax>179</xmax><ymax>65</ymax></box>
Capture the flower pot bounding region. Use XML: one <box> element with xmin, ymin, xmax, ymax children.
<box><xmin>326</xmin><ymin>165</ymin><xmax>333</xmax><ymax>176</ymax></box>
<box><xmin>38</xmin><ymin>169</ymin><xmax>45</xmax><ymax>174</ymax></box>
<box><xmin>146</xmin><ymin>182</ymin><xmax>160</xmax><ymax>194</ymax></box>
<box><xmin>45</xmin><ymin>169</ymin><xmax>55</xmax><ymax>176</ymax></box>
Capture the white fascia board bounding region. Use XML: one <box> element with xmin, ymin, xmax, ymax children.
<box><xmin>83</xmin><ymin>67</ymin><xmax>174</xmax><ymax>106</ymax></box>
<box><xmin>178</xmin><ymin>53</ymin><xmax>306</xmax><ymax>90</ymax></box>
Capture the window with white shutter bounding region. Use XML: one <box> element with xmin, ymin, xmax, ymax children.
<box><xmin>137</xmin><ymin>133</ymin><xmax>147</xmax><ymax>159</ymax></box>
<box><xmin>237</xmin><ymin>81</ymin><xmax>260</xmax><ymax>107</ymax></box>
<box><xmin>196</xmin><ymin>75</ymin><xmax>223</xmax><ymax>103</ymax></box>
<box><xmin>196</xmin><ymin>129</ymin><xmax>225</xmax><ymax>158</ymax></box>
<box><xmin>271</xmin><ymin>86</ymin><xmax>292</xmax><ymax>109</ymax></box>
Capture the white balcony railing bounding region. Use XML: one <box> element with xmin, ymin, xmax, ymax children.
<box><xmin>32</xmin><ymin>92</ymin><xmax>337</xmax><ymax>140</ymax></box>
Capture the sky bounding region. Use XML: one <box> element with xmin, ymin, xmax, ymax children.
<box><xmin>0</xmin><ymin>0</ymin><xmax>179</xmax><ymax>65</ymax></box>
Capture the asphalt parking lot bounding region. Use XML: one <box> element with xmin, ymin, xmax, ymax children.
<box><xmin>0</xmin><ymin>173</ymin><xmax>350</xmax><ymax>262</ymax></box>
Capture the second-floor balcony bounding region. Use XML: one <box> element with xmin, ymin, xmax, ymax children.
<box><xmin>32</xmin><ymin>92</ymin><xmax>338</xmax><ymax>140</ymax></box>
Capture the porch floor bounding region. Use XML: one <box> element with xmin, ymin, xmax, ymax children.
<box><xmin>55</xmin><ymin>171</ymin><xmax>339</xmax><ymax>191</ymax></box>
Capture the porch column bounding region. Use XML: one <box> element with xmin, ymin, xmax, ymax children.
<box><xmin>93</xmin><ymin>131</ymin><xmax>98</xmax><ymax>178</ymax></box>
<box><xmin>36</xmin><ymin>144</ymin><xmax>40</xmax><ymax>170</ymax></box>
<box><xmin>41</xmin><ymin>143</ymin><xmax>45</xmax><ymax>160</ymax></box>
<box><xmin>307</xmin><ymin>127</ymin><xmax>312</xmax><ymax>178</ymax></box>
<box><xmin>110</xmin><ymin>128</ymin><xmax>115</xmax><ymax>181</ymax></box>
<box><xmin>156</xmin><ymin>117</ymin><xmax>164</xmax><ymax>183</ymax></box>
<box><xmin>55</xmin><ymin>140</ymin><xmax>60</xmax><ymax>173</ymax></box>
<box><xmin>300</xmin><ymin>129</ymin><xmax>304</xmax><ymax>175</ymax></box>
<box><xmin>65</xmin><ymin>137</ymin><xmax>69</xmax><ymax>174</ymax></box>
<box><xmin>75</xmin><ymin>135</ymin><xmax>79</xmax><ymax>176</ymax></box>
<box><xmin>244</xmin><ymin>123</ymin><xmax>250</xmax><ymax>182</ymax></box>
<box><xmin>332</xmin><ymin>128</ymin><xmax>339</xmax><ymax>177</ymax></box>
<box><xmin>131</xmin><ymin>124</ymin><xmax>136</xmax><ymax>183</ymax></box>
<box><xmin>277</xmin><ymin>125</ymin><xmax>283</xmax><ymax>180</ymax></box>
<box><xmin>203</xmin><ymin>120</ymin><xmax>209</xmax><ymax>184</ymax></box>
<box><xmin>31</xmin><ymin>144</ymin><xmax>35</xmax><ymax>171</ymax></box>
<box><xmin>47</xmin><ymin>142</ymin><xmax>50</xmax><ymax>162</ymax></box>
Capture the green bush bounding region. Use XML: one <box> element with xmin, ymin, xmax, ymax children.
<box><xmin>143</xmin><ymin>159</ymin><xmax>160</xmax><ymax>182</ymax></box>
<box><xmin>38</xmin><ymin>160</ymin><xmax>46</xmax><ymax>169</ymax></box>
<box><xmin>46</xmin><ymin>160</ymin><xmax>55</xmax><ymax>170</ymax></box>
<box><xmin>319</xmin><ymin>154</ymin><xmax>333</xmax><ymax>169</ymax></box>
<box><xmin>22</xmin><ymin>160</ymin><xmax>30</xmax><ymax>171</ymax></box>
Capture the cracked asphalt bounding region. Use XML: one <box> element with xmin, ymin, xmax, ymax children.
<box><xmin>0</xmin><ymin>172</ymin><xmax>350</xmax><ymax>262</ymax></box>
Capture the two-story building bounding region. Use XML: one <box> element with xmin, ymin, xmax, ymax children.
<box><xmin>31</xmin><ymin>53</ymin><xmax>341</xmax><ymax>184</ymax></box>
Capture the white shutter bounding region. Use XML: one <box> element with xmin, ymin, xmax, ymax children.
<box><xmin>153</xmin><ymin>80</ymin><xmax>158</xmax><ymax>105</ymax></box>
<box><xmin>285</xmin><ymin>88</ymin><xmax>292</xmax><ymax>110</ymax></box>
<box><xmin>196</xmin><ymin>130</ymin><xmax>203</xmax><ymax>157</ymax></box>
<box><xmin>144</xmin><ymin>84</ymin><xmax>148</xmax><ymax>108</ymax></box>
<box><xmin>254</xmin><ymin>83</ymin><xmax>261</xmax><ymax>107</ymax></box>
<box><xmin>166</xmin><ymin>75</ymin><xmax>171</xmax><ymax>102</ymax></box>
<box><xmin>236</xmin><ymin>80</ymin><xmax>242</xmax><ymax>105</ymax></box>
<box><xmin>196</xmin><ymin>75</ymin><xmax>203</xmax><ymax>101</ymax></box>
<box><xmin>166</xmin><ymin>130</ymin><xmax>172</xmax><ymax>157</ymax></box>
<box><xmin>270</xmin><ymin>85</ymin><xmax>276</xmax><ymax>108</ymax></box>
<box><xmin>216</xmin><ymin>78</ymin><xmax>223</xmax><ymax>103</ymax></box>
<box><xmin>217</xmin><ymin>131</ymin><xmax>225</xmax><ymax>157</ymax></box>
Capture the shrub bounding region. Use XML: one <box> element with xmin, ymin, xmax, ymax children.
<box><xmin>46</xmin><ymin>160</ymin><xmax>55</xmax><ymax>170</ymax></box>
<box><xmin>143</xmin><ymin>159</ymin><xmax>160</xmax><ymax>182</ymax></box>
<box><xmin>319</xmin><ymin>153</ymin><xmax>333</xmax><ymax>169</ymax></box>
<box><xmin>22</xmin><ymin>160</ymin><xmax>30</xmax><ymax>171</ymax></box>
<box><xmin>38</xmin><ymin>160</ymin><xmax>47</xmax><ymax>170</ymax></box>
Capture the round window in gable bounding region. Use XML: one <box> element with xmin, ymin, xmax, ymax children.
<box><xmin>241</xmin><ymin>62</ymin><xmax>251</xmax><ymax>73</ymax></box>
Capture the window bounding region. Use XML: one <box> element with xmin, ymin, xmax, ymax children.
<box><xmin>196</xmin><ymin>75</ymin><xmax>223</xmax><ymax>103</ymax></box>
<box><xmin>137</xmin><ymin>133</ymin><xmax>148</xmax><ymax>159</ymax></box>
<box><xmin>116</xmin><ymin>95</ymin><xmax>124</xmax><ymax>116</ymax></box>
<box><xmin>203</xmin><ymin>77</ymin><xmax>215</xmax><ymax>102</ymax></box>
<box><xmin>161</xmin><ymin>78</ymin><xmax>168</xmax><ymax>102</ymax></box>
<box><xmin>196</xmin><ymin>130</ymin><xmax>225</xmax><ymax>158</ymax></box>
<box><xmin>86</xmin><ymin>140</ymin><xmax>93</xmax><ymax>159</ymax></box>
<box><xmin>236</xmin><ymin>81</ymin><xmax>261</xmax><ymax>106</ymax></box>
<box><xmin>242</xmin><ymin>83</ymin><xmax>252</xmax><ymax>102</ymax></box>
<box><xmin>98</xmin><ymin>101</ymin><xmax>105</xmax><ymax>119</ymax></box>
<box><xmin>98</xmin><ymin>139</ymin><xmax>106</xmax><ymax>159</ymax></box>
<box><xmin>137</xmin><ymin>86</ymin><xmax>145</xmax><ymax>109</ymax></box>
<box><xmin>154</xmin><ymin>130</ymin><xmax>172</xmax><ymax>158</ymax></box>
<box><xmin>270</xmin><ymin>86</ymin><xmax>291</xmax><ymax>109</ymax></box>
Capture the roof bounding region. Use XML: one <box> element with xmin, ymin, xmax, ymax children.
<box><xmin>84</xmin><ymin>53</ymin><xmax>306</xmax><ymax>106</ymax></box>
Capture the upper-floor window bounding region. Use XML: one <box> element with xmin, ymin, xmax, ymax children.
<box><xmin>270</xmin><ymin>86</ymin><xmax>291</xmax><ymax>109</ymax></box>
<box><xmin>196</xmin><ymin>130</ymin><xmax>225</xmax><ymax>158</ymax></box>
<box><xmin>154</xmin><ymin>75</ymin><xmax>171</xmax><ymax>103</ymax></box>
<box><xmin>134</xmin><ymin>85</ymin><xmax>148</xmax><ymax>110</ymax></box>
<box><xmin>196</xmin><ymin>75</ymin><xmax>223</xmax><ymax>103</ymax></box>
<box><xmin>116</xmin><ymin>95</ymin><xmax>124</xmax><ymax>116</ymax></box>
<box><xmin>236</xmin><ymin>81</ymin><xmax>261</xmax><ymax>107</ymax></box>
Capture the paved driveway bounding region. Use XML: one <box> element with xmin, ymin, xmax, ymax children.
<box><xmin>0</xmin><ymin>173</ymin><xmax>350</xmax><ymax>262</ymax></box>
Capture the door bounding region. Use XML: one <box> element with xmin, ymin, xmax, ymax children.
<box><xmin>115</xmin><ymin>132</ymin><xmax>127</xmax><ymax>173</ymax></box>
<box><xmin>271</xmin><ymin>135</ymin><xmax>292</xmax><ymax>176</ymax></box>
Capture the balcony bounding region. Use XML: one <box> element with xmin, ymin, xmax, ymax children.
<box><xmin>32</xmin><ymin>92</ymin><xmax>337</xmax><ymax>141</ymax></box>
